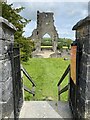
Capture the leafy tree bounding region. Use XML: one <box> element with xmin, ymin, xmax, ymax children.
<box><xmin>66</xmin><ymin>39</ymin><xmax>73</xmax><ymax>49</ymax></box>
<box><xmin>1</xmin><ymin>2</ymin><xmax>33</xmax><ymax>61</ymax></box>
<box><xmin>17</xmin><ymin>37</ymin><xmax>34</xmax><ymax>61</ymax></box>
<box><xmin>41</xmin><ymin>38</ymin><xmax>52</xmax><ymax>46</ymax></box>
<box><xmin>41</xmin><ymin>37</ymin><xmax>73</xmax><ymax>51</ymax></box>
<box><xmin>57</xmin><ymin>42</ymin><xmax>63</xmax><ymax>52</ymax></box>
<box><xmin>2</xmin><ymin>2</ymin><xmax>30</xmax><ymax>39</ymax></box>
<box><xmin>58</xmin><ymin>38</ymin><xmax>73</xmax><ymax>49</ymax></box>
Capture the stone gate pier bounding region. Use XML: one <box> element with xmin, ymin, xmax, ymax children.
<box><xmin>0</xmin><ymin>17</ymin><xmax>23</xmax><ymax>119</ymax></box>
<box><xmin>69</xmin><ymin>16</ymin><xmax>90</xmax><ymax>119</ymax></box>
<box><xmin>0</xmin><ymin>17</ymin><xmax>16</xmax><ymax>119</ymax></box>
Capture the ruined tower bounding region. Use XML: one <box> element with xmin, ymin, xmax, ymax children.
<box><xmin>30</xmin><ymin>11</ymin><xmax>59</xmax><ymax>52</ymax></box>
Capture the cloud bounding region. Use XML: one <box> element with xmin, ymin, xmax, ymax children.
<box><xmin>18</xmin><ymin>2</ymin><xmax>61</xmax><ymax>21</ymax></box>
<box><xmin>7</xmin><ymin>0</ymin><xmax>89</xmax><ymax>3</ymax></box>
<box><xmin>11</xmin><ymin>2</ymin><xmax>88</xmax><ymax>21</ymax></box>
<box><xmin>7</xmin><ymin>1</ymin><xmax>88</xmax><ymax>40</ymax></box>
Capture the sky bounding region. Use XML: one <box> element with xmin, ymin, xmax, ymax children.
<box><xmin>7</xmin><ymin>0</ymin><xmax>89</xmax><ymax>40</ymax></box>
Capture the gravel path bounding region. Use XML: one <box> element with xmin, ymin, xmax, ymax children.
<box><xmin>36</xmin><ymin>50</ymin><xmax>55</xmax><ymax>58</ymax></box>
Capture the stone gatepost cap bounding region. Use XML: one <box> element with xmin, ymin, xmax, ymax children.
<box><xmin>72</xmin><ymin>15</ymin><xmax>90</xmax><ymax>30</ymax></box>
<box><xmin>0</xmin><ymin>17</ymin><xmax>17</xmax><ymax>31</ymax></box>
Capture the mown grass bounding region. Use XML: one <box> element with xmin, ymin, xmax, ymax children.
<box><xmin>22</xmin><ymin>58</ymin><xmax>70</xmax><ymax>101</ymax></box>
<box><xmin>41</xmin><ymin>46</ymin><xmax>68</xmax><ymax>49</ymax></box>
<box><xmin>41</xmin><ymin>46</ymin><xmax>52</xmax><ymax>48</ymax></box>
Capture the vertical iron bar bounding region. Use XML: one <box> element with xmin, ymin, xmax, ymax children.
<box><xmin>9</xmin><ymin>43</ymin><xmax>17</xmax><ymax>120</ymax></box>
<box><xmin>58</xmin><ymin>85</ymin><xmax>60</xmax><ymax>101</ymax></box>
<box><xmin>68</xmin><ymin>71</ymin><xmax>71</xmax><ymax>101</ymax></box>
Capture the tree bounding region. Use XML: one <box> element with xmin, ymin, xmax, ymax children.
<box><xmin>2</xmin><ymin>2</ymin><xmax>30</xmax><ymax>39</ymax></box>
<box><xmin>57</xmin><ymin>42</ymin><xmax>63</xmax><ymax>52</ymax></box>
<box><xmin>17</xmin><ymin>37</ymin><xmax>34</xmax><ymax>61</ymax></box>
<box><xmin>66</xmin><ymin>39</ymin><xmax>73</xmax><ymax>49</ymax></box>
<box><xmin>1</xmin><ymin>2</ymin><xmax>33</xmax><ymax>61</ymax></box>
<box><xmin>58</xmin><ymin>38</ymin><xmax>73</xmax><ymax>50</ymax></box>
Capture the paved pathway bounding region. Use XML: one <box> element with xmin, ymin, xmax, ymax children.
<box><xmin>19</xmin><ymin>101</ymin><xmax>72</xmax><ymax>119</ymax></box>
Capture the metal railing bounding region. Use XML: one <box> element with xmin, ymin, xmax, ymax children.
<box><xmin>8</xmin><ymin>43</ymin><xmax>23</xmax><ymax>119</ymax></box>
<box><xmin>21</xmin><ymin>66</ymin><xmax>36</xmax><ymax>96</ymax></box>
<box><xmin>57</xmin><ymin>64</ymin><xmax>70</xmax><ymax>100</ymax></box>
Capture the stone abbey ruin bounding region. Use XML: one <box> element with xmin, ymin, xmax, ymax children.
<box><xmin>30</xmin><ymin>11</ymin><xmax>59</xmax><ymax>52</ymax></box>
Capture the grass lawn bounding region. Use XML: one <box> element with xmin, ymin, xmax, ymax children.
<box><xmin>63</xmin><ymin>46</ymin><xmax>68</xmax><ymax>49</ymax></box>
<box><xmin>41</xmin><ymin>46</ymin><xmax>68</xmax><ymax>49</ymax></box>
<box><xmin>41</xmin><ymin>46</ymin><xmax>52</xmax><ymax>48</ymax></box>
<box><xmin>22</xmin><ymin>58</ymin><xmax>70</xmax><ymax>101</ymax></box>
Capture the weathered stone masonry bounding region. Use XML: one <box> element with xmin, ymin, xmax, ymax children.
<box><xmin>0</xmin><ymin>17</ymin><xmax>16</xmax><ymax>119</ymax></box>
<box><xmin>30</xmin><ymin>11</ymin><xmax>59</xmax><ymax>52</ymax></box>
<box><xmin>71</xmin><ymin>16</ymin><xmax>90</xmax><ymax>119</ymax></box>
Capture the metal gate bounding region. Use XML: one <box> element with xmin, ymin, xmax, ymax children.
<box><xmin>9</xmin><ymin>43</ymin><xmax>23</xmax><ymax>119</ymax></box>
<box><xmin>69</xmin><ymin>40</ymin><xmax>82</xmax><ymax>119</ymax></box>
<box><xmin>69</xmin><ymin>41</ymin><xmax>77</xmax><ymax>118</ymax></box>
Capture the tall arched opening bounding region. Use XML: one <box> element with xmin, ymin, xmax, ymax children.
<box><xmin>41</xmin><ymin>33</ymin><xmax>52</xmax><ymax>51</ymax></box>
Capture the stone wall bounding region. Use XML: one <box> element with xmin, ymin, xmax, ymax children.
<box><xmin>0</xmin><ymin>17</ymin><xmax>16</xmax><ymax>119</ymax></box>
<box><xmin>72</xmin><ymin>16</ymin><xmax>90</xmax><ymax>119</ymax></box>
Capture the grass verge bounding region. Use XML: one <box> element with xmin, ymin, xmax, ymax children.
<box><xmin>22</xmin><ymin>58</ymin><xmax>70</xmax><ymax>101</ymax></box>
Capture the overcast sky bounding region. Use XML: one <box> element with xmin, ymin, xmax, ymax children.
<box><xmin>7</xmin><ymin>0</ymin><xmax>88</xmax><ymax>40</ymax></box>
